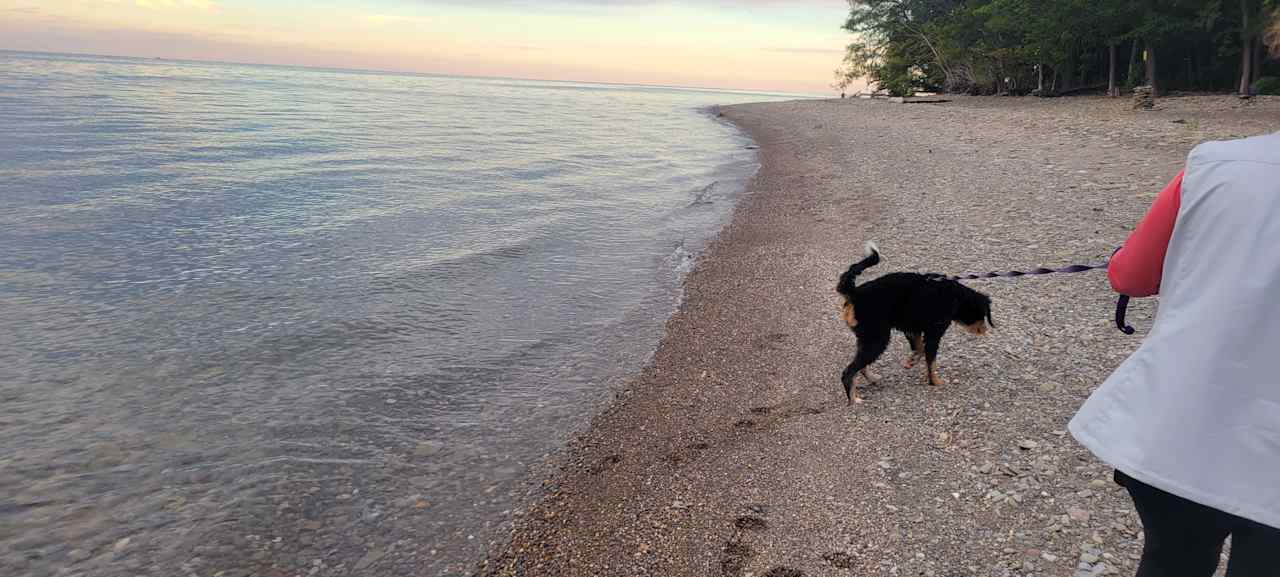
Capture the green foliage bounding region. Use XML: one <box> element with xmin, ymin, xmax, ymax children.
<box><xmin>832</xmin><ymin>42</ymin><xmax>880</xmax><ymax>92</ymax></box>
<box><xmin>1255</xmin><ymin>76</ymin><xmax>1280</xmax><ymax>93</ymax></box>
<box><xmin>836</xmin><ymin>0</ymin><xmax>1280</xmax><ymax>95</ymax></box>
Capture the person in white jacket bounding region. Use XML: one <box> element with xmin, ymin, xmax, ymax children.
<box><xmin>1069</xmin><ymin>22</ymin><xmax>1280</xmax><ymax>577</ymax></box>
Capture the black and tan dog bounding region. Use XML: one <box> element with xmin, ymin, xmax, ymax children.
<box><xmin>835</xmin><ymin>243</ymin><xmax>994</xmax><ymax>404</ymax></box>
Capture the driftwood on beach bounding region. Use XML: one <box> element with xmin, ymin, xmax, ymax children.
<box><xmin>855</xmin><ymin>93</ymin><xmax>951</xmax><ymax>104</ymax></box>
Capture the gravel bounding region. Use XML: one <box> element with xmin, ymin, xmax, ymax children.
<box><xmin>475</xmin><ymin>95</ymin><xmax>1280</xmax><ymax>577</ymax></box>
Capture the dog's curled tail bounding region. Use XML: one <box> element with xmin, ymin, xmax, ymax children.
<box><xmin>837</xmin><ymin>241</ymin><xmax>881</xmax><ymax>296</ymax></box>
<box><xmin>853</xmin><ymin>241</ymin><xmax>880</xmax><ymax>274</ymax></box>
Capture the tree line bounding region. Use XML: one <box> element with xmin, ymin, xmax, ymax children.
<box><xmin>834</xmin><ymin>0</ymin><xmax>1280</xmax><ymax>97</ymax></box>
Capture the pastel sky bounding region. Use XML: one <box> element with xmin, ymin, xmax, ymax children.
<box><xmin>0</xmin><ymin>0</ymin><xmax>852</xmax><ymax>94</ymax></box>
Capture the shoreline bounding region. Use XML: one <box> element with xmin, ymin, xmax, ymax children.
<box><xmin>477</xmin><ymin>95</ymin><xmax>1280</xmax><ymax>577</ymax></box>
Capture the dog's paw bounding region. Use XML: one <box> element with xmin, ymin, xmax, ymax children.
<box><xmin>928</xmin><ymin>375</ymin><xmax>945</xmax><ymax>387</ymax></box>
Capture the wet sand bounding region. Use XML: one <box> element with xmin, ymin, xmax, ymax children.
<box><xmin>477</xmin><ymin>95</ymin><xmax>1280</xmax><ymax>577</ymax></box>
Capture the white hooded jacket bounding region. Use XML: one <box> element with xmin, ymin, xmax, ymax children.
<box><xmin>1070</xmin><ymin>131</ymin><xmax>1280</xmax><ymax>529</ymax></box>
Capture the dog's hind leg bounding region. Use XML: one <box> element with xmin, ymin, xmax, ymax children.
<box><xmin>840</xmin><ymin>301</ymin><xmax>857</xmax><ymax>329</ymax></box>
<box><xmin>922</xmin><ymin>327</ymin><xmax>947</xmax><ymax>386</ymax></box>
<box><xmin>841</xmin><ymin>332</ymin><xmax>890</xmax><ymax>405</ymax></box>
<box><xmin>902</xmin><ymin>332</ymin><xmax>923</xmax><ymax>369</ymax></box>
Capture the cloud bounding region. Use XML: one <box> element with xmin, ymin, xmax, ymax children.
<box><xmin>764</xmin><ymin>46</ymin><xmax>844</xmax><ymax>55</ymax></box>
<box><xmin>4</xmin><ymin>6</ymin><xmax>43</xmax><ymax>15</ymax></box>
<box><xmin>134</xmin><ymin>0</ymin><xmax>219</xmax><ymax>12</ymax></box>
<box><xmin>362</xmin><ymin>14</ymin><xmax>434</xmax><ymax>26</ymax></box>
<box><xmin>407</xmin><ymin>0</ymin><xmax>844</xmax><ymax>7</ymax></box>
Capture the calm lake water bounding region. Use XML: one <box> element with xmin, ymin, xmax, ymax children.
<box><xmin>0</xmin><ymin>51</ymin><xmax>801</xmax><ymax>576</ymax></box>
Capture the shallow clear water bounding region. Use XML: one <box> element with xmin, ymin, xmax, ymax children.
<box><xmin>0</xmin><ymin>51</ymin><xmax>794</xmax><ymax>576</ymax></box>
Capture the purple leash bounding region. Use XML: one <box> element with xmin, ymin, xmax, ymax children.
<box><xmin>945</xmin><ymin>261</ymin><xmax>1109</xmax><ymax>281</ymax></box>
<box><xmin>941</xmin><ymin>259</ymin><xmax>1135</xmax><ymax>334</ymax></box>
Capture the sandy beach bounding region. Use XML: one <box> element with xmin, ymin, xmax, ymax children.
<box><xmin>476</xmin><ymin>95</ymin><xmax>1280</xmax><ymax>577</ymax></box>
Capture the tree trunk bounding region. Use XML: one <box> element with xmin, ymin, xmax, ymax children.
<box><xmin>1037</xmin><ymin>63</ymin><xmax>1044</xmax><ymax>94</ymax></box>
<box><xmin>1063</xmin><ymin>48</ymin><xmax>1077</xmax><ymax>91</ymax></box>
<box><xmin>1195</xmin><ymin>42</ymin><xmax>1205</xmax><ymax>89</ymax></box>
<box><xmin>1240</xmin><ymin>0</ymin><xmax>1253</xmax><ymax>95</ymax></box>
<box><xmin>1254</xmin><ymin>36</ymin><xmax>1264</xmax><ymax>84</ymax></box>
<box><xmin>1108</xmin><ymin>43</ymin><xmax>1119</xmax><ymax>97</ymax></box>
<box><xmin>1127</xmin><ymin>40</ymin><xmax>1140</xmax><ymax>88</ymax></box>
<box><xmin>1146</xmin><ymin>42</ymin><xmax>1159</xmax><ymax>96</ymax></box>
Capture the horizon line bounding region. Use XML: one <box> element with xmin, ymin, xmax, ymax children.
<box><xmin>0</xmin><ymin>49</ymin><xmax>832</xmax><ymax>99</ymax></box>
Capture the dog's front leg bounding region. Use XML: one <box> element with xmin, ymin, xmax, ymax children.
<box><xmin>926</xmin><ymin>363</ymin><xmax>944</xmax><ymax>387</ymax></box>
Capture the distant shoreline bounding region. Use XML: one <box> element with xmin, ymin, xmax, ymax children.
<box><xmin>476</xmin><ymin>94</ymin><xmax>1280</xmax><ymax>576</ymax></box>
<box><xmin>0</xmin><ymin>49</ymin><xmax>827</xmax><ymax>98</ymax></box>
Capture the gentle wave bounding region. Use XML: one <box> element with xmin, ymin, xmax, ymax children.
<box><xmin>0</xmin><ymin>50</ymin><xmax>795</xmax><ymax>577</ymax></box>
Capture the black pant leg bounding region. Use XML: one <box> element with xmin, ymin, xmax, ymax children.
<box><xmin>1223</xmin><ymin>516</ymin><xmax>1280</xmax><ymax>577</ymax></box>
<box><xmin>1116</xmin><ymin>471</ymin><xmax>1233</xmax><ymax>577</ymax></box>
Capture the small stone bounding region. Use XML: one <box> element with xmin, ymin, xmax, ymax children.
<box><xmin>414</xmin><ymin>441</ymin><xmax>443</xmax><ymax>457</ymax></box>
<box><xmin>1019</xmin><ymin>440</ymin><xmax>1039</xmax><ymax>450</ymax></box>
<box><xmin>1042</xmin><ymin>553</ymin><xmax>1059</xmax><ymax>562</ymax></box>
<box><xmin>1081</xmin><ymin>553</ymin><xmax>1100</xmax><ymax>564</ymax></box>
<box><xmin>113</xmin><ymin>538</ymin><xmax>131</xmax><ymax>552</ymax></box>
<box><xmin>1068</xmin><ymin>508</ymin><xmax>1092</xmax><ymax>523</ymax></box>
<box><xmin>671</xmin><ymin>500</ymin><xmax>688</xmax><ymax>509</ymax></box>
<box><xmin>354</xmin><ymin>548</ymin><xmax>387</xmax><ymax>571</ymax></box>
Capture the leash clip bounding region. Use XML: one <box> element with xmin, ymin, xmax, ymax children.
<box><xmin>1115</xmin><ymin>295</ymin><xmax>1135</xmax><ymax>335</ymax></box>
